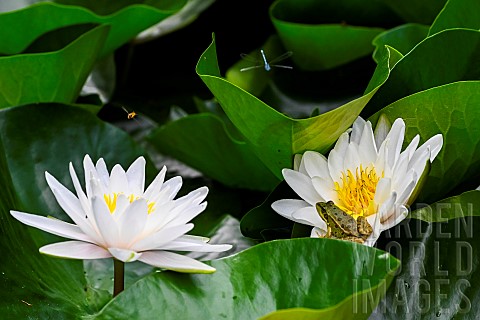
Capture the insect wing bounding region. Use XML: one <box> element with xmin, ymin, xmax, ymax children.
<box><xmin>239</xmin><ymin>52</ymin><xmax>260</xmax><ymax>63</ymax></box>
<box><xmin>270</xmin><ymin>64</ymin><xmax>293</xmax><ymax>69</ymax></box>
<box><xmin>240</xmin><ymin>65</ymin><xmax>264</xmax><ymax>72</ymax></box>
<box><xmin>268</xmin><ymin>51</ymin><xmax>293</xmax><ymax>64</ymax></box>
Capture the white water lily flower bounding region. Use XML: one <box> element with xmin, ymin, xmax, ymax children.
<box><xmin>10</xmin><ymin>155</ymin><xmax>232</xmax><ymax>273</ymax></box>
<box><xmin>272</xmin><ymin>117</ymin><xmax>443</xmax><ymax>246</ymax></box>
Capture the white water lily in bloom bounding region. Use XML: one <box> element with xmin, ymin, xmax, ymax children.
<box><xmin>10</xmin><ymin>155</ymin><xmax>232</xmax><ymax>273</ymax></box>
<box><xmin>272</xmin><ymin>117</ymin><xmax>443</xmax><ymax>246</ymax></box>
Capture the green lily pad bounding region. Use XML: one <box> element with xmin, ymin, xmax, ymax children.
<box><xmin>0</xmin><ymin>24</ymin><xmax>109</xmax><ymax>109</ymax></box>
<box><xmin>429</xmin><ymin>0</ymin><xmax>480</xmax><ymax>35</ymax></box>
<box><xmin>380</xmin><ymin>0</ymin><xmax>447</xmax><ymax>25</ymax></box>
<box><xmin>363</xmin><ymin>28</ymin><xmax>480</xmax><ymax>117</ymax></box>
<box><xmin>372</xmin><ymin>23</ymin><xmax>429</xmax><ymax>64</ymax></box>
<box><xmin>197</xmin><ymin>35</ymin><xmax>390</xmax><ymax>179</ymax></box>
<box><xmin>270</xmin><ymin>0</ymin><xmax>390</xmax><ymax>70</ymax></box>
<box><xmin>87</xmin><ymin>238</ymin><xmax>400</xmax><ymax>319</ymax></box>
<box><xmin>0</xmin><ymin>1</ymin><xmax>185</xmax><ymax>58</ymax></box>
<box><xmin>370</xmin><ymin>81</ymin><xmax>480</xmax><ymax>203</ymax></box>
<box><xmin>148</xmin><ymin>112</ymin><xmax>280</xmax><ymax>191</ymax></box>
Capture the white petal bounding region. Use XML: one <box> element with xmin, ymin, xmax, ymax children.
<box><xmin>392</xmin><ymin>154</ymin><xmax>409</xmax><ymax>183</ymax></box>
<box><xmin>176</xmin><ymin>234</ymin><xmax>210</xmax><ymax>243</ymax></box>
<box><xmin>162</xmin><ymin>176</ymin><xmax>183</xmax><ymax>201</ymax></box>
<box><xmin>374</xmin><ymin>141</ymin><xmax>388</xmax><ymax>177</ymax></box>
<box><xmin>381</xmin><ymin>205</ymin><xmax>409</xmax><ymax>230</ymax></box>
<box><xmin>92</xmin><ymin>196</ymin><xmax>118</xmax><ymax>247</ymax></box>
<box><xmin>10</xmin><ymin>211</ymin><xmax>92</xmax><ymax>242</ymax></box>
<box><xmin>358</xmin><ymin>121</ymin><xmax>377</xmax><ymax>162</ymax></box>
<box><xmin>417</xmin><ymin>134</ymin><xmax>444</xmax><ymax>161</ymax></box>
<box><xmin>408</xmin><ymin>148</ymin><xmax>430</xmax><ymax>178</ymax></box>
<box><xmin>166</xmin><ymin>202</ymin><xmax>207</xmax><ymax>228</ymax></box>
<box><xmin>112</xmin><ymin>194</ymin><xmax>130</xmax><ymax>217</ymax></box>
<box><xmin>373</xmin><ymin>114</ymin><xmax>391</xmax><ymax>148</ymax></box>
<box><xmin>45</xmin><ymin>172</ymin><xmax>86</xmax><ymax>224</ymax></box>
<box><xmin>350</xmin><ymin>117</ymin><xmax>366</xmax><ymax>145</ymax></box>
<box><xmin>108</xmin><ymin>248</ymin><xmax>142</xmax><ymax>262</ymax></box>
<box><xmin>89</xmin><ymin>175</ymin><xmax>106</xmax><ymax>200</ymax></box>
<box><xmin>118</xmin><ymin>198</ymin><xmax>148</xmax><ymax>247</ymax></box>
<box><xmin>160</xmin><ymin>240</ymin><xmax>232</xmax><ymax>252</ymax></box>
<box><xmin>44</xmin><ymin>172</ymin><xmax>101</xmax><ymax>244</ymax></box>
<box><xmin>40</xmin><ymin>241</ymin><xmax>111</xmax><ymax>259</ymax></box>
<box><xmin>292</xmin><ymin>206</ymin><xmax>326</xmax><ymax>229</ymax></box>
<box><xmin>327</xmin><ymin>149</ymin><xmax>344</xmax><ymax>182</ymax></box>
<box><xmin>310</xmin><ymin>226</ymin><xmax>326</xmax><ymax>238</ymax></box>
<box><xmin>144</xmin><ymin>166</ymin><xmax>167</xmax><ymax>199</ymax></box>
<box><xmin>367</xmin><ymin>191</ymin><xmax>396</xmax><ymax>242</ymax></box>
<box><xmin>363</xmin><ymin>237</ymin><xmax>377</xmax><ymax>247</ymax></box>
<box><xmin>401</xmin><ymin>135</ymin><xmax>420</xmax><ymax>161</ymax></box>
<box><xmin>132</xmin><ymin>223</ymin><xmax>194</xmax><ymax>251</ymax></box>
<box><xmin>109</xmin><ymin>164</ymin><xmax>128</xmax><ymax>194</ymax></box>
<box><xmin>156</xmin><ymin>188</ymin><xmax>209</xmax><ymax>230</ymax></box>
<box><xmin>376</xmin><ymin>192</ymin><xmax>397</xmax><ymax>225</ymax></box>
<box><xmin>126</xmin><ymin>156</ymin><xmax>146</xmax><ymax>195</ymax></box>
<box><xmin>174</xmin><ymin>186</ymin><xmax>208</xmax><ymax>207</ymax></box>
<box><xmin>333</xmin><ymin>132</ymin><xmax>350</xmax><ymax>158</ymax></box>
<box><xmin>138</xmin><ymin>251</ymin><xmax>216</xmax><ymax>273</ymax></box>
<box><xmin>343</xmin><ymin>143</ymin><xmax>361</xmax><ymax>172</ymax></box>
<box><xmin>69</xmin><ymin>163</ymin><xmax>90</xmax><ymax>214</ymax></box>
<box><xmin>282</xmin><ymin>169</ymin><xmax>321</xmax><ymax>205</ymax></box>
<box><xmin>303</xmin><ymin>151</ymin><xmax>330</xmax><ymax>178</ymax></box>
<box><xmin>95</xmin><ymin>158</ymin><xmax>110</xmax><ymax>190</ymax></box>
<box><xmin>384</xmin><ymin>118</ymin><xmax>405</xmax><ymax>168</ymax></box>
<box><xmin>427</xmin><ymin>134</ymin><xmax>443</xmax><ymax>161</ymax></box>
<box><xmin>311</xmin><ymin>176</ymin><xmax>335</xmax><ymax>201</ymax></box>
<box><xmin>142</xmin><ymin>201</ymin><xmax>176</xmax><ymax>235</ymax></box>
<box><xmin>373</xmin><ymin>178</ymin><xmax>392</xmax><ymax>206</ymax></box>
<box><xmin>271</xmin><ymin>199</ymin><xmax>310</xmax><ymax>220</ymax></box>
<box><xmin>396</xmin><ymin>179</ymin><xmax>416</xmax><ymax>207</ymax></box>
<box><xmin>83</xmin><ymin>154</ymin><xmax>100</xmax><ymax>199</ymax></box>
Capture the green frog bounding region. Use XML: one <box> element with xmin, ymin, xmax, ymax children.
<box><xmin>316</xmin><ymin>201</ymin><xmax>373</xmax><ymax>244</ymax></box>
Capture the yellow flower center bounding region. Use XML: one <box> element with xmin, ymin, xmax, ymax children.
<box><xmin>334</xmin><ymin>165</ymin><xmax>383</xmax><ymax>219</ymax></box>
<box><xmin>103</xmin><ymin>193</ymin><xmax>156</xmax><ymax>214</ymax></box>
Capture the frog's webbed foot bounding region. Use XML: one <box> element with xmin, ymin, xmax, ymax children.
<box><xmin>342</xmin><ymin>236</ymin><xmax>365</xmax><ymax>244</ymax></box>
<box><xmin>357</xmin><ymin>216</ymin><xmax>373</xmax><ymax>236</ymax></box>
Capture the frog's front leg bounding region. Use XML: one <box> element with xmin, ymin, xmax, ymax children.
<box><xmin>325</xmin><ymin>225</ymin><xmax>332</xmax><ymax>238</ymax></box>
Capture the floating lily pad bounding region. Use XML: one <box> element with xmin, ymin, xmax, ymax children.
<box><xmin>379</xmin><ymin>0</ymin><xmax>447</xmax><ymax>25</ymax></box>
<box><xmin>429</xmin><ymin>0</ymin><xmax>480</xmax><ymax>35</ymax></box>
<box><xmin>363</xmin><ymin>28</ymin><xmax>480</xmax><ymax>117</ymax></box>
<box><xmin>0</xmin><ymin>24</ymin><xmax>109</xmax><ymax>109</ymax></box>
<box><xmin>88</xmin><ymin>238</ymin><xmax>400</xmax><ymax>319</ymax></box>
<box><xmin>372</xmin><ymin>23</ymin><xmax>429</xmax><ymax>64</ymax></box>
<box><xmin>370</xmin><ymin>81</ymin><xmax>480</xmax><ymax>203</ymax></box>
<box><xmin>0</xmin><ymin>1</ymin><xmax>185</xmax><ymax>57</ymax></box>
<box><xmin>270</xmin><ymin>0</ymin><xmax>392</xmax><ymax>70</ymax></box>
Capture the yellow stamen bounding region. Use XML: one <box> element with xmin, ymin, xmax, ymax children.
<box><xmin>334</xmin><ymin>165</ymin><xmax>383</xmax><ymax>219</ymax></box>
<box><xmin>103</xmin><ymin>193</ymin><xmax>156</xmax><ymax>214</ymax></box>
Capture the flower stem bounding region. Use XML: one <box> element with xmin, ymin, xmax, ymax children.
<box><xmin>113</xmin><ymin>259</ymin><xmax>125</xmax><ymax>297</ymax></box>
